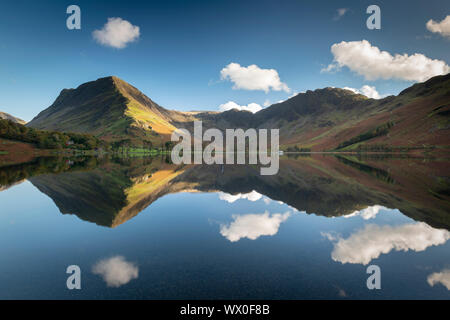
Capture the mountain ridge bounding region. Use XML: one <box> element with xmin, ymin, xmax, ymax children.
<box><xmin>0</xmin><ymin>111</ymin><xmax>26</xmax><ymax>125</ymax></box>
<box><xmin>27</xmin><ymin>74</ymin><xmax>450</xmax><ymax>150</ymax></box>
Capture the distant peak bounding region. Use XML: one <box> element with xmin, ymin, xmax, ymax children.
<box><xmin>296</xmin><ymin>87</ymin><xmax>368</xmax><ymax>100</ymax></box>
<box><xmin>0</xmin><ymin>111</ymin><xmax>26</xmax><ymax>125</ymax></box>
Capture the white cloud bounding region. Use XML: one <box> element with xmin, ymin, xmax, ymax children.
<box><xmin>426</xmin><ymin>15</ymin><xmax>450</xmax><ymax>38</ymax></box>
<box><xmin>221</xmin><ymin>63</ymin><xmax>290</xmax><ymax>93</ymax></box>
<box><xmin>93</xmin><ymin>18</ymin><xmax>140</xmax><ymax>49</ymax></box>
<box><xmin>342</xmin><ymin>205</ymin><xmax>387</xmax><ymax>219</ymax></box>
<box><xmin>218</xmin><ymin>190</ymin><xmax>263</xmax><ymax>203</ymax></box>
<box><xmin>218</xmin><ymin>101</ymin><xmax>262</xmax><ymax>114</ymax></box>
<box><xmin>427</xmin><ymin>269</ymin><xmax>450</xmax><ymax>290</ymax></box>
<box><xmin>321</xmin><ymin>63</ymin><xmax>340</xmax><ymax>73</ymax></box>
<box><xmin>360</xmin><ymin>85</ymin><xmax>382</xmax><ymax>99</ymax></box>
<box><xmin>92</xmin><ymin>256</ymin><xmax>139</xmax><ymax>287</ymax></box>
<box><xmin>322</xmin><ymin>40</ymin><xmax>450</xmax><ymax>82</ymax></box>
<box><xmin>343</xmin><ymin>87</ymin><xmax>359</xmax><ymax>94</ymax></box>
<box><xmin>333</xmin><ymin>8</ymin><xmax>349</xmax><ymax>21</ymax></box>
<box><xmin>343</xmin><ymin>85</ymin><xmax>382</xmax><ymax>99</ymax></box>
<box><xmin>321</xmin><ymin>231</ymin><xmax>339</xmax><ymax>242</ymax></box>
<box><xmin>323</xmin><ymin>222</ymin><xmax>450</xmax><ymax>265</ymax></box>
<box><xmin>220</xmin><ymin>211</ymin><xmax>291</xmax><ymax>242</ymax></box>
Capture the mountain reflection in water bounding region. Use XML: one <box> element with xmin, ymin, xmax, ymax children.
<box><xmin>0</xmin><ymin>154</ymin><xmax>449</xmax><ymax>230</ymax></box>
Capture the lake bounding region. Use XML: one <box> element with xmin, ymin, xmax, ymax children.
<box><xmin>0</xmin><ymin>154</ymin><xmax>449</xmax><ymax>299</ymax></box>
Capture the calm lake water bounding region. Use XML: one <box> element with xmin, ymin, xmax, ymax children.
<box><xmin>0</xmin><ymin>154</ymin><xmax>449</xmax><ymax>299</ymax></box>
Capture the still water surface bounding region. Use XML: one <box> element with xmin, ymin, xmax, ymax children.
<box><xmin>0</xmin><ymin>155</ymin><xmax>449</xmax><ymax>299</ymax></box>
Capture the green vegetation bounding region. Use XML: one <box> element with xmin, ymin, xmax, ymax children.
<box><xmin>0</xmin><ymin>119</ymin><xmax>108</xmax><ymax>150</ymax></box>
<box><xmin>336</xmin><ymin>121</ymin><xmax>395</xmax><ymax>150</ymax></box>
<box><xmin>355</xmin><ymin>144</ymin><xmax>437</xmax><ymax>152</ymax></box>
<box><xmin>0</xmin><ymin>119</ymin><xmax>175</xmax><ymax>157</ymax></box>
<box><xmin>111</xmin><ymin>138</ymin><xmax>174</xmax><ymax>155</ymax></box>
<box><xmin>24</xmin><ymin>74</ymin><xmax>450</xmax><ymax>154</ymax></box>
<box><xmin>335</xmin><ymin>155</ymin><xmax>395</xmax><ymax>184</ymax></box>
<box><xmin>286</xmin><ymin>153</ymin><xmax>311</xmax><ymax>158</ymax></box>
<box><xmin>0</xmin><ymin>156</ymin><xmax>100</xmax><ymax>187</ymax></box>
<box><xmin>114</xmin><ymin>147</ymin><xmax>167</xmax><ymax>155</ymax></box>
<box><xmin>285</xmin><ymin>145</ymin><xmax>311</xmax><ymax>152</ymax></box>
<box><xmin>26</xmin><ymin>76</ymin><xmax>179</xmax><ymax>148</ymax></box>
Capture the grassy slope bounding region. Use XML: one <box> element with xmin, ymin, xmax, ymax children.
<box><xmin>170</xmin><ymin>74</ymin><xmax>449</xmax><ymax>152</ymax></box>
<box><xmin>278</xmin><ymin>74</ymin><xmax>450</xmax><ymax>151</ymax></box>
<box><xmin>28</xmin><ymin>78</ymin><xmax>131</xmax><ymax>137</ymax></box>
<box><xmin>111</xmin><ymin>77</ymin><xmax>179</xmax><ymax>146</ymax></box>
<box><xmin>27</xmin><ymin>76</ymin><xmax>181</xmax><ymax>147</ymax></box>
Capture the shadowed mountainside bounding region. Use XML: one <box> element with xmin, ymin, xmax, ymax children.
<box><xmin>27</xmin><ymin>77</ymin><xmax>194</xmax><ymax>147</ymax></box>
<box><xmin>29</xmin><ymin>157</ymin><xmax>192</xmax><ymax>227</ymax></box>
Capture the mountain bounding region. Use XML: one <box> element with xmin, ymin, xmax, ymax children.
<box><xmin>27</xmin><ymin>76</ymin><xmax>193</xmax><ymax>146</ymax></box>
<box><xmin>27</xmin><ymin>74</ymin><xmax>450</xmax><ymax>150</ymax></box>
<box><xmin>269</xmin><ymin>73</ymin><xmax>450</xmax><ymax>151</ymax></box>
<box><xmin>0</xmin><ymin>111</ymin><xmax>26</xmax><ymax>125</ymax></box>
<box><xmin>195</xmin><ymin>73</ymin><xmax>449</xmax><ymax>151</ymax></box>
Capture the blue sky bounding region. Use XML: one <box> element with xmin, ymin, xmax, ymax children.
<box><xmin>0</xmin><ymin>0</ymin><xmax>449</xmax><ymax>121</ymax></box>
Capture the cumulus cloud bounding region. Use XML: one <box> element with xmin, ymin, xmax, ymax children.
<box><xmin>321</xmin><ymin>231</ymin><xmax>339</xmax><ymax>242</ymax></box>
<box><xmin>343</xmin><ymin>85</ymin><xmax>382</xmax><ymax>99</ymax></box>
<box><xmin>220</xmin><ymin>211</ymin><xmax>291</xmax><ymax>242</ymax></box>
<box><xmin>426</xmin><ymin>15</ymin><xmax>450</xmax><ymax>38</ymax></box>
<box><xmin>218</xmin><ymin>101</ymin><xmax>262</xmax><ymax>114</ymax></box>
<box><xmin>321</xmin><ymin>63</ymin><xmax>339</xmax><ymax>73</ymax></box>
<box><xmin>360</xmin><ymin>85</ymin><xmax>382</xmax><ymax>99</ymax></box>
<box><xmin>343</xmin><ymin>205</ymin><xmax>387</xmax><ymax>219</ymax></box>
<box><xmin>322</xmin><ymin>40</ymin><xmax>450</xmax><ymax>82</ymax></box>
<box><xmin>218</xmin><ymin>190</ymin><xmax>263</xmax><ymax>203</ymax></box>
<box><xmin>93</xmin><ymin>17</ymin><xmax>140</xmax><ymax>49</ymax></box>
<box><xmin>333</xmin><ymin>8</ymin><xmax>349</xmax><ymax>21</ymax></box>
<box><xmin>221</xmin><ymin>63</ymin><xmax>290</xmax><ymax>93</ymax></box>
<box><xmin>323</xmin><ymin>222</ymin><xmax>450</xmax><ymax>265</ymax></box>
<box><xmin>92</xmin><ymin>256</ymin><xmax>139</xmax><ymax>287</ymax></box>
<box><xmin>427</xmin><ymin>269</ymin><xmax>450</xmax><ymax>290</ymax></box>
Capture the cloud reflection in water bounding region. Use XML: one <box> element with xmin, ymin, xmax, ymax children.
<box><xmin>220</xmin><ymin>211</ymin><xmax>291</xmax><ymax>242</ymax></box>
<box><xmin>92</xmin><ymin>256</ymin><xmax>139</xmax><ymax>287</ymax></box>
<box><xmin>323</xmin><ymin>222</ymin><xmax>450</xmax><ymax>265</ymax></box>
